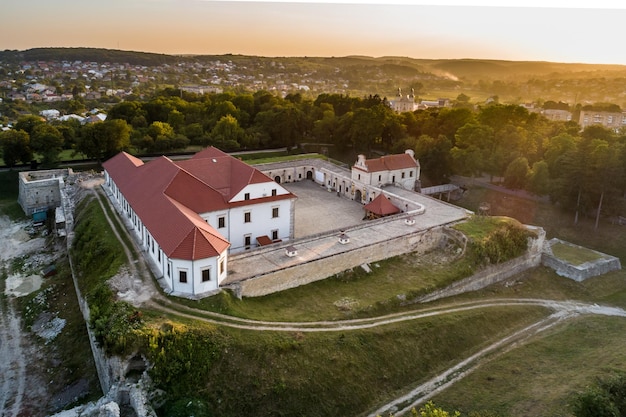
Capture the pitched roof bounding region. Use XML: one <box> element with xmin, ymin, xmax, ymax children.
<box><xmin>364</xmin><ymin>194</ymin><xmax>401</xmax><ymax>216</ymax></box>
<box><xmin>354</xmin><ymin>153</ymin><xmax>418</xmax><ymax>173</ymax></box>
<box><xmin>177</xmin><ymin>148</ymin><xmax>273</xmax><ymax>201</ymax></box>
<box><xmin>103</xmin><ymin>152</ymin><xmax>230</xmax><ymax>261</ymax></box>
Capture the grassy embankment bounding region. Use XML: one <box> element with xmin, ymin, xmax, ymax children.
<box><xmin>66</xmin><ymin>181</ymin><xmax>544</xmax><ymax>416</ymax></box>
<box><xmin>428</xmin><ymin>185</ymin><xmax>626</xmax><ymax>417</ymax></box>
<box><xmin>0</xmin><ymin>170</ymin><xmax>101</xmax><ymax>412</ymax></box>
<box><xmin>68</xmin><ymin>170</ymin><xmax>626</xmax><ymax>416</ymax></box>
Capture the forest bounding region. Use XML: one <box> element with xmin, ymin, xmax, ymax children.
<box><xmin>2</xmin><ymin>87</ymin><xmax>626</xmax><ymax>227</ymax></box>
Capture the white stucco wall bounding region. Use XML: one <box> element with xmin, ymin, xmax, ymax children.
<box><xmin>227</xmin><ymin>198</ymin><xmax>294</xmax><ymax>252</ymax></box>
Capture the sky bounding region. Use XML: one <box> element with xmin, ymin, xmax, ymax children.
<box><xmin>2</xmin><ymin>0</ymin><xmax>626</xmax><ymax>65</ymax></box>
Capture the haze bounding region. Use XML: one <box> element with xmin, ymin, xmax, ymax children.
<box><xmin>2</xmin><ymin>0</ymin><xmax>626</xmax><ymax>65</ymax></box>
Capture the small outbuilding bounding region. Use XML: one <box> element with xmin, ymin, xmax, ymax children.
<box><xmin>363</xmin><ymin>194</ymin><xmax>400</xmax><ymax>220</ymax></box>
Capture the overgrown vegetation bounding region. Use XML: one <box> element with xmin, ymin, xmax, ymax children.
<box><xmin>71</xmin><ymin>196</ymin><xmax>142</xmax><ymax>354</ymax></box>
<box><xmin>454</xmin><ymin>216</ymin><xmax>536</xmax><ymax>265</ymax></box>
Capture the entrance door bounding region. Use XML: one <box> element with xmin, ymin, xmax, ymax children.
<box><xmin>274</xmin><ymin>176</ymin><xmax>281</xmax><ymax>184</ymax></box>
<box><xmin>354</xmin><ymin>189</ymin><xmax>362</xmax><ymax>202</ymax></box>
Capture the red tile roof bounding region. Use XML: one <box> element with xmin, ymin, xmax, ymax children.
<box><xmin>364</xmin><ymin>194</ymin><xmax>401</xmax><ymax>216</ymax></box>
<box><xmin>104</xmin><ymin>150</ymin><xmax>231</xmax><ymax>261</ymax></box>
<box><xmin>177</xmin><ymin>147</ymin><xmax>279</xmax><ymax>201</ymax></box>
<box><xmin>354</xmin><ymin>153</ymin><xmax>418</xmax><ymax>173</ymax></box>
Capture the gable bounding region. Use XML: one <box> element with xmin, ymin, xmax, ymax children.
<box><xmin>103</xmin><ymin>153</ymin><xmax>230</xmax><ymax>261</ymax></box>
<box><xmin>356</xmin><ymin>153</ymin><xmax>418</xmax><ymax>173</ymax></box>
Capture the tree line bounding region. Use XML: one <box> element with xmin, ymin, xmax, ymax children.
<box><xmin>2</xmin><ymin>88</ymin><xmax>626</xmax><ymax>224</ymax></box>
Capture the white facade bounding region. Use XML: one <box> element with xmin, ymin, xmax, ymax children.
<box><xmin>104</xmin><ymin>173</ymin><xmax>229</xmax><ymax>294</ymax></box>
<box><xmin>102</xmin><ymin>149</ymin><xmax>297</xmax><ymax>297</ymax></box>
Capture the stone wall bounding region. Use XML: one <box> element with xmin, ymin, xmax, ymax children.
<box><xmin>417</xmin><ymin>226</ymin><xmax>546</xmax><ymax>303</ymax></box>
<box><xmin>229</xmin><ymin>226</ymin><xmax>458</xmax><ymax>298</ymax></box>
<box><xmin>542</xmin><ymin>238</ymin><xmax>622</xmax><ymax>282</ymax></box>
<box><xmin>18</xmin><ymin>168</ymin><xmax>71</xmax><ymax>215</ymax></box>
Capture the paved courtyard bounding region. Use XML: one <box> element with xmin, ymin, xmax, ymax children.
<box><xmin>285</xmin><ymin>180</ymin><xmax>367</xmax><ymax>237</ymax></box>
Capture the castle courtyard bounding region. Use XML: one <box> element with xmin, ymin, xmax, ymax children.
<box><xmin>223</xmin><ymin>181</ymin><xmax>471</xmax><ymax>291</ymax></box>
<box><xmin>286</xmin><ymin>180</ymin><xmax>367</xmax><ymax>237</ymax></box>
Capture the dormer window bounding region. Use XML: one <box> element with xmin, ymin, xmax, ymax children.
<box><xmin>244</xmin><ymin>193</ymin><xmax>250</xmax><ymax>200</ymax></box>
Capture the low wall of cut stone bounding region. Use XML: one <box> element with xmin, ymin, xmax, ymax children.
<box><xmin>417</xmin><ymin>226</ymin><xmax>546</xmax><ymax>303</ymax></box>
<box><xmin>542</xmin><ymin>238</ymin><xmax>622</xmax><ymax>282</ymax></box>
<box><xmin>230</xmin><ymin>226</ymin><xmax>458</xmax><ymax>298</ymax></box>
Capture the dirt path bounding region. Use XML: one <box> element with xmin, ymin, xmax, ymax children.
<box><xmin>92</xmin><ymin>185</ymin><xmax>626</xmax><ymax>415</ymax></box>
<box><xmin>0</xmin><ymin>298</ymin><xmax>27</xmax><ymax>417</ymax></box>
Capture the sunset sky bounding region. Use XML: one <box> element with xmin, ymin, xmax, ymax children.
<box><xmin>2</xmin><ymin>0</ymin><xmax>626</xmax><ymax>65</ymax></box>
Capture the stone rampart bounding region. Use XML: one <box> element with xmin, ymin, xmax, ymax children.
<box><xmin>417</xmin><ymin>226</ymin><xmax>546</xmax><ymax>303</ymax></box>
<box><xmin>229</xmin><ymin>226</ymin><xmax>455</xmax><ymax>297</ymax></box>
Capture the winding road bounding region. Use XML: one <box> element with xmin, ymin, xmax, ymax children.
<box><xmin>90</xmin><ymin>186</ymin><xmax>626</xmax><ymax>416</ymax></box>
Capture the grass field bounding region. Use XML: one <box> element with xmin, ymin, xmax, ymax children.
<box><xmin>550</xmin><ymin>242</ymin><xmax>604</xmax><ymax>266</ymax></box>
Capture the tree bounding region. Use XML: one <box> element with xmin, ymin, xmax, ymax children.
<box><xmin>527</xmin><ymin>160</ymin><xmax>550</xmax><ymax>196</ymax></box>
<box><xmin>145</xmin><ymin>121</ymin><xmax>177</xmax><ymax>152</ymax></box>
<box><xmin>414</xmin><ymin>134</ymin><xmax>453</xmax><ymax>183</ymax></box>
<box><xmin>0</xmin><ymin>129</ymin><xmax>32</xmax><ymax>168</ymax></box>
<box><xmin>210</xmin><ymin>115</ymin><xmax>245</xmax><ymax>151</ymax></box>
<box><xmin>451</xmin><ymin>123</ymin><xmax>495</xmax><ymax>177</ymax></box>
<box><xmin>30</xmin><ymin>123</ymin><xmax>64</xmax><ymax>167</ymax></box>
<box><xmin>503</xmin><ymin>156</ymin><xmax>530</xmax><ymax>189</ymax></box>
<box><xmin>587</xmin><ymin>140</ymin><xmax>623</xmax><ymax>230</ymax></box>
<box><xmin>77</xmin><ymin>119</ymin><xmax>132</xmax><ymax>163</ymax></box>
<box><xmin>15</xmin><ymin>114</ymin><xmax>45</xmax><ymax>137</ymax></box>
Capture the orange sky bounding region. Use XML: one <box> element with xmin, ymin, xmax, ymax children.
<box><xmin>2</xmin><ymin>1</ymin><xmax>626</xmax><ymax>65</ymax></box>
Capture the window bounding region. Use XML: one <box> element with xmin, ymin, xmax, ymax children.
<box><xmin>167</xmin><ymin>263</ymin><xmax>170</xmax><ymax>277</ymax></box>
<box><xmin>202</xmin><ymin>268</ymin><xmax>211</xmax><ymax>282</ymax></box>
<box><xmin>179</xmin><ymin>270</ymin><xmax>187</xmax><ymax>283</ymax></box>
<box><xmin>378</xmin><ymin>175</ymin><xmax>381</xmax><ymax>181</ymax></box>
<box><xmin>271</xmin><ymin>189</ymin><xmax>277</xmax><ymax>196</ymax></box>
<box><xmin>244</xmin><ymin>234</ymin><xmax>251</xmax><ymax>249</ymax></box>
<box><xmin>410</xmin><ymin>171</ymin><xmax>413</xmax><ymax>177</ymax></box>
<box><xmin>244</xmin><ymin>211</ymin><xmax>251</xmax><ymax>223</ymax></box>
<box><xmin>220</xmin><ymin>259</ymin><xmax>225</xmax><ymax>275</ymax></box>
<box><xmin>358</xmin><ymin>174</ymin><xmax>361</xmax><ymax>180</ymax></box>
<box><xmin>244</xmin><ymin>192</ymin><xmax>250</xmax><ymax>200</ymax></box>
<box><xmin>401</xmin><ymin>172</ymin><xmax>405</xmax><ymax>179</ymax></box>
<box><xmin>272</xmin><ymin>207</ymin><xmax>279</xmax><ymax>218</ymax></box>
<box><xmin>272</xmin><ymin>229</ymin><xmax>279</xmax><ymax>240</ymax></box>
<box><xmin>392</xmin><ymin>175</ymin><xmax>396</xmax><ymax>183</ymax></box>
<box><xmin>218</xmin><ymin>216</ymin><xmax>225</xmax><ymax>228</ymax></box>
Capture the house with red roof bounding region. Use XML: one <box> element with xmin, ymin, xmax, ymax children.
<box><xmin>352</xmin><ymin>150</ymin><xmax>420</xmax><ymax>191</ymax></box>
<box><xmin>102</xmin><ymin>147</ymin><xmax>296</xmax><ymax>297</ymax></box>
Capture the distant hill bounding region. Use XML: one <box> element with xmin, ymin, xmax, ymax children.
<box><xmin>4</xmin><ymin>48</ymin><xmax>625</xmax><ymax>79</ymax></box>
<box><xmin>0</xmin><ymin>47</ymin><xmax>189</xmax><ymax>66</ymax></box>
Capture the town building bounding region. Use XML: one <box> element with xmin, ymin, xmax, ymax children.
<box><xmin>542</xmin><ymin>109</ymin><xmax>572</xmax><ymax>122</ymax></box>
<box><xmin>102</xmin><ymin>147</ymin><xmax>297</xmax><ymax>296</ymax></box>
<box><xmin>579</xmin><ymin>110</ymin><xmax>626</xmax><ymax>131</ymax></box>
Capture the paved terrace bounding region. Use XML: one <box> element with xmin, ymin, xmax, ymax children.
<box><xmin>223</xmin><ymin>182</ymin><xmax>472</xmax><ymax>285</ymax></box>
